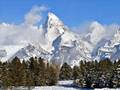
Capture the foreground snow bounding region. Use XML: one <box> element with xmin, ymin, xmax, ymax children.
<box><xmin>4</xmin><ymin>81</ymin><xmax>119</xmax><ymax>90</ymax></box>
<box><xmin>33</xmin><ymin>86</ymin><xmax>78</xmax><ymax>90</ymax></box>
<box><xmin>32</xmin><ymin>80</ymin><xmax>120</xmax><ymax>90</ymax></box>
<box><xmin>33</xmin><ymin>87</ymin><xmax>120</xmax><ymax>90</ymax></box>
<box><xmin>32</xmin><ymin>80</ymin><xmax>78</xmax><ymax>90</ymax></box>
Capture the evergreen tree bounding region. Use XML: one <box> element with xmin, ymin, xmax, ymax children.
<box><xmin>73</xmin><ymin>65</ymin><xmax>80</xmax><ymax>80</ymax></box>
<box><xmin>8</xmin><ymin>57</ymin><xmax>25</xmax><ymax>86</ymax></box>
<box><xmin>21</xmin><ymin>60</ymin><xmax>34</xmax><ymax>86</ymax></box>
<box><xmin>0</xmin><ymin>56</ymin><xmax>60</xmax><ymax>87</ymax></box>
<box><xmin>37</xmin><ymin>57</ymin><xmax>46</xmax><ymax>86</ymax></box>
<box><xmin>46</xmin><ymin>63</ymin><xmax>59</xmax><ymax>85</ymax></box>
<box><xmin>1</xmin><ymin>62</ymin><xmax>11</xmax><ymax>87</ymax></box>
<box><xmin>112</xmin><ymin>60</ymin><xmax>120</xmax><ymax>88</ymax></box>
<box><xmin>77</xmin><ymin>60</ymin><xmax>86</xmax><ymax>87</ymax></box>
<box><xmin>85</xmin><ymin>61</ymin><xmax>96</xmax><ymax>88</ymax></box>
<box><xmin>98</xmin><ymin>58</ymin><xmax>113</xmax><ymax>88</ymax></box>
<box><xmin>59</xmin><ymin>62</ymin><xmax>72</xmax><ymax>80</ymax></box>
<box><xmin>28</xmin><ymin>57</ymin><xmax>38</xmax><ymax>85</ymax></box>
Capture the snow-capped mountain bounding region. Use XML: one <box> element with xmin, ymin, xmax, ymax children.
<box><xmin>0</xmin><ymin>12</ymin><xmax>93</xmax><ymax>66</ymax></box>
<box><xmin>43</xmin><ymin>12</ymin><xmax>92</xmax><ymax>66</ymax></box>
<box><xmin>85</xmin><ymin>21</ymin><xmax>106</xmax><ymax>46</ymax></box>
<box><xmin>41</xmin><ymin>12</ymin><xmax>66</xmax><ymax>53</ymax></box>
<box><xmin>0</xmin><ymin>12</ymin><xmax>120</xmax><ymax>65</ymax></box>
<box><xmin>0</xmin><ymin>45</ymin><xmax>25</xmax><ymax>62</ymax></box>
<box><xmin>96</xmin><ymin>29</ymin><xmax>120</xmax><ymax>60</ymax></box>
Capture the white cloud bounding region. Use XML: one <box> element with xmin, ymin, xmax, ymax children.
<box><xmin>72</xmin><ymin>21</ymin><xmax>120</xmax><ymax>40</ymax></box>
<box><xmin>104</xmin><ymin>24</ymin><xmax>120</xmax><ymax>39</ymax></box>
<box><xmin>24</xmin><ymin>5</ymin><xmax>48</xmax><ymax>26</ymax></box>
<box><xmin>0</xmin><ymin>5</ymin><xmax>48</xmax><ymax>45</ymax></box>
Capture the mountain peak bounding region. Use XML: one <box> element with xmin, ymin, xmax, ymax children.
<box><xmin>48</xmin><ymin>12</ymin><xmax>59</xmax><ymax>20</ymax></box>
<box><xmin>45</xmin><ymin>12</ymin><xmax>65</xmax><ymax>33</ymax></box>
<box><xmin>86</xmin><ymin>21</ymin><xmax>105</xmax><ymax>45</ymax></box>
<box><xmin>46</xmin><ymin>12</ymin><xmax>64</xmax><ymax>27</ymax></box>
<box><xmin>42</xmin><ymin>12</ymin><xmax>67</xmax><ymax>52</ymax></box>
<box><xmin>43</xmin><ymin>12</ymin><xmax>65</xmax><ymax>33</ymax></box>
<box><xmin>90</xmin><ymin>21</ymin><xmax>102</xmax><ymax>30</ymax></box>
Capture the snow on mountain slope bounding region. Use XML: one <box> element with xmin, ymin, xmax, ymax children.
<box><xmin>96</xmin><ymin>29</ymin><xmax>120</xmax><ymax>60</ymax></box>
<box><xmin>91</xmin><ymin>38</ymin><xmax>109</xmax><ymax>57</ymax></box>
<box><xmin>42</xmin><ymin>13</ymin><xmax>93</xmax><ymax>66</ymax></box>
<box><xmin>10</xmin><ymin>44</ymin><xmax>51</xmax><ymax>61</ymax></box>
<box><xmin>0</xmin><ymin>45</ymin><xmax>26</xmax><ymax>62</ymax></box>
<box><xmin>85</xmin><ymin>21</ymin><xmax>105</xmax><ymax>46</ymax></box>
<box><xmin>0</xmin><ymin>44</ymin><xmax>52</xmax><ymax>62</ymax></box>
<box><xmin>42</xmin><ymin>12</ymin><xmax>67</xmax><ymax>53</ymax></box>
<box><xmin>111</xmin><ymin>30</ymin><xmax>120</xmax><ymax>45</ymax></box>
<box><xmin>51</xmin><ymin>34</ymin><xmax>92</xmax><ymax>66</ymax></box>
<box><xmin>60</xmin><ymin>30</ymin><xmax>77</xmax><ymax>47</ymax></box>
<box><xmin>52</xmin><ymin>43</ymin><xmax>91</xmax><ymax>67</ymax></box>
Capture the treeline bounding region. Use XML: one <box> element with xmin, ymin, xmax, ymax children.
<box><xmin>0</xmin><ymin>57</ymin><xmax>59</xmax><ymax>87</ymax></box>
<box><xmin>0</xmin><ymin>57</ymin><xmax>120</xmax><ymax>88</ymax></box>
<box><xmin>59</xmin><ymin>58</ymin><xmax>120</xmax><ymax>88</ymax></box>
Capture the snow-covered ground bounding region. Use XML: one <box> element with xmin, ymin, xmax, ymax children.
<box><xmin>1</xmin><ymin>81</ymin><xmax>119</xmax><ymax>90</ymax></box>
<box><xmin>32</xmin><ymin>80</ymin><xmax>120</xmax><ymax>90</ymax></box>
<box><xmin>32</xmin><ymin>80</ymin><xmax>79</xmax><ymax>90</ymax></box>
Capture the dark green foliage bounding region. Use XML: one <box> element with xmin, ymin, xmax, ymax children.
<box><xmin>0</xmin><ymin>56</ymin><xmax>120</xmax><ymax>88</ymax></box>
<box><xmin>46</xmin><ymin>63</ymin><xmax>59</xmax><ymax>85</ymax></box>
<box><xmin>112</xmin><ymin>60</ymin><xmax>120</xmax><ymax>88</ymax></box>
<box><xmin>59</xmin><ymin>62</ymin><xmax>72</xmax><ymax>80</ymax></box>
<box><xmin>8</xmin><ymin>57</ymin><xmax>26</xmax><ymax>86</ymax></box>
<box><xmin>1</xmin><ymin>62</ymin><xmax>12</xmax><ymax>87</ymax></box>
<box><xmin>75</xmin><ymin>59</ymin><xmax>120</xmax><ymax>88</ymax></box>
<box><xmin>0</xmin><ymin>57</ymin><xmax>59</xmax><ymax>87</ymax></box>
<box><xmin>73</xmin><ymin>66</ymin><xmax>80</xmax><ymax>80</ymax></box>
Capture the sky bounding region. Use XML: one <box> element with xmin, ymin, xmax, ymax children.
<box><xmin>0</xmin><ymin>0</ymin><xmax>120</xmax><ymax>27</ymax></box>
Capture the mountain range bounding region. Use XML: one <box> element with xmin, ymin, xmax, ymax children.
<box><xmin>0</xmin><ymin>12</ymin><xmax>120</xmax><ymax>66</ymax></box>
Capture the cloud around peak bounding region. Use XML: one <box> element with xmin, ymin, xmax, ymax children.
<box><xmin>24</xmin><ymin>5</ymin><xmax>48</xmax><ymax>26</ymax></box>
<box><xmin>72</xmin><ymin>21</ymin><xmax>120</xmax><ymax>45</ymax></box>
<box><xmin>0</xmin><ymin>5</ymin><xmax>48</xmax><ymax>45</ymax></box>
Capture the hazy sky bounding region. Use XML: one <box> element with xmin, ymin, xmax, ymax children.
<box><xmin>0</xmin><ymin>0</ymin><xmax>120</xmax><ymax>27</ymax></box>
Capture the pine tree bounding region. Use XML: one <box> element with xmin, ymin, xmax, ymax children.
<box><xmin>73</xmin><ymin>65</ymin><xmax>80</xmax><ymax>80</ymax></box>
<box><xmin>85</xmin><ymin>61</ymin><xmax>96</xmax><ymax>88</ymax></box>
<box><xmin>77</xmin><ymin>60</ymin><xmax>86</xmax><ymax>87</ymax></box>
<box><xmin>21</xmin><ymin>60</ymin><xmax>27</xmax><ymax>86</ymax></box>
<box><xmin>28</xmin><ymin>57</ymin><xmax>39</xmax><ymax>86</ymax></box>
<box><xmin>46</xmin><ymin>63</ymin><xmax>59</xmax><ymax>86</ymax></box>
<box><xmin>21</xmin><ymin>60</ymin><xmax>34</xmax><ymax>86</ymax></box>
<box><xmin>37</xmin><ymin>57</ymin><xmax>46</xmax><ymax>86</ymax></box>
<box><xmin>1</xmin><ymin>62</ymin><xmax>13</xmax><ymax>90</ymax></box>
<box><xmin>89</xmin><ymin>60</ymin><xmax>99</xmax><ymax>88</ymax></box>
<box><xmin>112</xmin><ymin>60</ymin><xmax>120</xmax><ymax>88</ymax></box>
<box><xmin>97</xmin><ymin>59</ymin><xmax>113</xmax><ymax>88</ymax></box>
<box><xmin>59</xmin><ymin>62</ymin><xmax>72</xmax><ymax>80</ymax></box>
<box><xmin>8</xmin><ymin>57</ymin><xmax>25</xmax><ymax>86</ymax></box>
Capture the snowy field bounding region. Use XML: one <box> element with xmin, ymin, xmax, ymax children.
<box><xmin>32</xmin><ymin>80</ymin><xmax>79</xmax><ymax>90</ymax></box>
<box><xmin>32</xmin><ymin>80</ymin><xmax>120</xmax><ymax>90</ymax></box>
<box><xmin>0</xmin><ymin>81</ymin><xmax>119</xmax><ymax>90</ymax></box>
